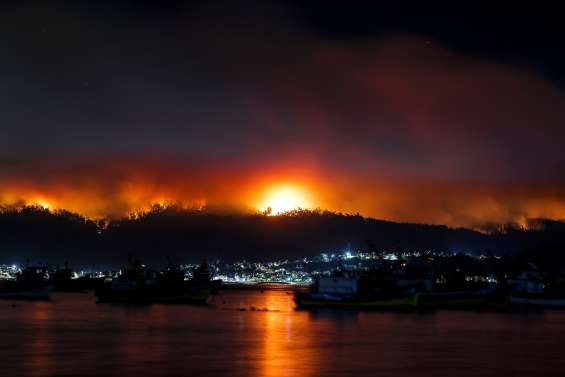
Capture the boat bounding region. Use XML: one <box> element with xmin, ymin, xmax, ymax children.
<box><xmin>508</xmin><ymin>270</ymin><xmax>565</xmax><ymax>307</ymax></box>
<box><xmin>294</xmin><ymin>270</ymin><xmax>420</xmax><ymax>310</ymax></box>
<box><xmin>295</xmin><ymin>266</ymin><xmax>511</xmax><ymax>310</ymax></box>
<box><xmin>0</xmin><ymin>266</ymin><xmax>52</xmax><ymax>300</ymax></box>
<box><xmin>95</xmin><ymin>258</ymin><xmax>212</xmax><ymax>304</ymax></box>
<box><xmin>51</xmin><ymin>264</ymin><xmax>104</xmax><ymax>292</ymax></box>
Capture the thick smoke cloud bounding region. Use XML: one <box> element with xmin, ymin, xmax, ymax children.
<box><xmin>1</xmin><ymin>3</ymin><xmax>564</xmax><ymax>227</ymax></box>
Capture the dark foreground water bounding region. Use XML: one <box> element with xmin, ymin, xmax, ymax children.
<box><xmin>1</xmin><ymin>291</ymin><xmax>564</xmax><ymax>377</ymax></box>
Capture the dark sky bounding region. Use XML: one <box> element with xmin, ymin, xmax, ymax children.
<box><xmin>1</xmin><ymin>1</ymin><xmax>565</xmax><ymax>227</ymax></box>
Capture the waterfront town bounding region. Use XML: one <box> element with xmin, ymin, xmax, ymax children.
<box><xmin>0</xmin><ymin>248</ymin><xmax>520</xmax><ymax>287</ymax></box>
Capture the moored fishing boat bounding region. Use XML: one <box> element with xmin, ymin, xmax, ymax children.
<box><xmin>0</xmin><ymin>266</ymin><xmax>52</xmax><ymax>300</ymax></box>
<box><xmin>51</xmin><ymin>264</ymin><xmax>105</xmax><ymax>292</ymax></box>
<box><xmin>508</xmin><ymin>270</ymin><xmax>565</xmax><ymax>307</ymax></box>
<box><xmin>294</xmin><ymin>269</ymin><xmax>421</xmax><ymax>310</ymax></box>
<box><xmin>95</xmin><ymin>258</ymin><xmax>213</xmax><ymax>304</ymax></box>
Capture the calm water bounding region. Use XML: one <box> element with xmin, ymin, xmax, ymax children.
<box><xmin>1</xmin><ymin>291</ymin><xmax>564</xmax><ymax>377</ymax></box>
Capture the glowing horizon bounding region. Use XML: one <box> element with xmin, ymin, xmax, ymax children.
<box><xmin>1</xmin><ymin>19</ymin><xmax>565</xmax><ymax>228</ymax></box>
<box><xmin>259</xmin><ymin>184</ymin><xmax>313</xmax><ymax>215</ymax></box>
<box><xmin>1</xmin><ymin>169</ymin><xmax>564</xmax><ymax>230</ymax></box>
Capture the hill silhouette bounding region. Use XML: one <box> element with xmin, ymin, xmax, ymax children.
<box><xmin>0</xmin><ymin>204</ymin><xmax>564</xmax><ymax>268</ymax></box>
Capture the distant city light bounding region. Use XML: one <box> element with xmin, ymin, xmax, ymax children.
<box><xmin>0</xmin><ymin>247</ymin><xmax>502</xmax><ymax>286</ymax></box>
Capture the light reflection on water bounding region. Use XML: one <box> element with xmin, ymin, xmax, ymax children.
<box><xmin>0</xmin><ymin>291</ymin><xmax>564</xmax><ymax>376</ymax></box>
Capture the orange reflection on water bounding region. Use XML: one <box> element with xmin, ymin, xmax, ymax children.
<box><xmin>252</xmin><ymin>291</ymin><xmax>319</xmax><ymax>377</ymax></box>
<box><xmin>28</xmin><ymin>302</ymin><xmax>54</xmax><ymax>377</ymax></box>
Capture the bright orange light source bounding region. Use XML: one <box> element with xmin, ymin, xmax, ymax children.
<box><xmin>31</xmin><ymin>198</ymin><xmax>52</xmax><ymax>209</ymax></box>
<box><xmin>260</xmin><ymin>184</ymin><xmax>311</xmax><ymax>215</ymax></box>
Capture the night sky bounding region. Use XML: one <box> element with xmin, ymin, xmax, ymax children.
<box><xmin>1</xmin><ymin>1</ymin><xmax>565</xmax><ymax>227</ymax></box>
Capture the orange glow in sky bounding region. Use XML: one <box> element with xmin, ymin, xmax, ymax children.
<box><xmin>258</xmin><ymin>184</ymin><xmax>313</xmax><ymax>215</ymax></box>
<box><xmin>1</xmin><ymin>169</ymin><xmax>565</xmax><ymax>228</ymax></box>
<box><xmin>31</xmin><ymin>198</ymin><xmax>52</xmax><ymax>210</ymax></box>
